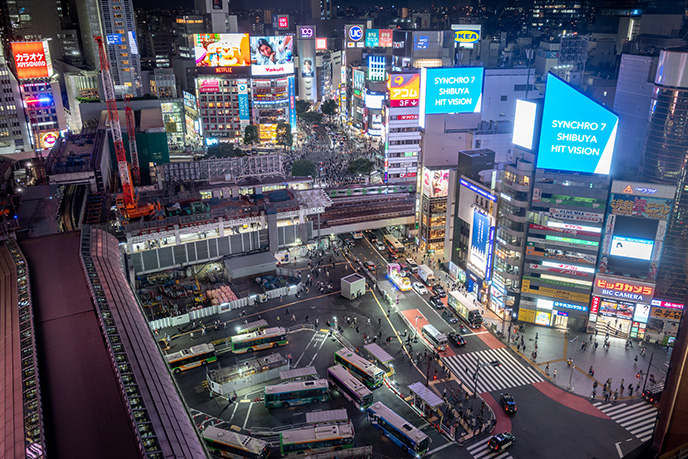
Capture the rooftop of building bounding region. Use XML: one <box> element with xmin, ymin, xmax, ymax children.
<box><xmin>45</xmin><ymin>131</ymin><xmax>104</xmax><ymax>175</ymax></box>
<box><xmin>98</xmin><ymin>107</ymin><xmax>165</xmax><ymax>132</ymax></box>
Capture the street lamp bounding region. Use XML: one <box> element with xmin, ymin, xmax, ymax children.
<box><xmin>473</xmin><ymin>358</ymin><xmax>500</xmax><ymax>395</ymax></box>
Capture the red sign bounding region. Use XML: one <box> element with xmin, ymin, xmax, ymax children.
<box><xmin>379</xmin><ymin>29</ymin><xmax>393</xmax><ymax>47</ymax></box>
<box><xmin>591</xmin><ymin>296</ymin><xmax>600</xmax><ymax>314</ymax></box>
<box><xmin>11</xmin><ymin>41</ymin><xmax>51</xmax><ymax>80</ymax></box>
<box><xmin>388</xmin><ymin>73</ymin><xmax>420</xmax><ymax>107</ymax></box>
<box><xmin>594</xmin><ymin>278</ymin><xmax>653</xmax><ymax>296</ymax></box>
<box><xmin>278</xmin><ymin>16</ymin><xmax>289</xmax><ymax>28</ymax></box>
<box><xmin>315</xmin><ymin>38</ymin><xmax>328</xmax><ymax>50</ymax></box>
<box><xmin>398</xmin><ymin>114</ymin><xmax>419</xmax><ymax>120</ymax></box>
<box><xmin>651</xmin><ymin>299</ymin><xmax>684</xmax><ymax>309</ymax></box>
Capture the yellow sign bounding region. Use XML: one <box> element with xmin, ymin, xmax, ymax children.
<box><xmin>518</xmin><ymin>308</ymin><xmax>536</xmax><ymax>323</ymax></box>
<box><xmin>454</xmin><ymin>30</ymin><xmax>480</xmax><ymax>43</ymax></box>
<box><xmin>651</xmin><ymin>307</ymin><xmax>682</xmax><ymax>321</ymax></box>
<box><xmin>522</xmin><ymin>279</ymin><xmax>590</xmax><ymax>303</ymax></box>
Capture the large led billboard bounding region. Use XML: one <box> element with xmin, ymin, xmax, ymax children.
<box><xmin>368</xmin><ymin>55</ymin><xmax>386</xmax><ymax>81</ymax></box>
<box><xmin>610</xmin><ymin>236</ymin><xmax>654</xmax><ymax>261</ymax></box>
<box><xmin>513</xmin><ymin>99</ymin><xmax>538</xmax><ymax>150</ymax></box>
<box><xmin>420</xmin><ymin>67</ymin><xmax>483</xmax><ymax>115</ymax></box>
<box><xmin>469</xmin><ymin>209</ymin><xmax>492</xmax><ymax>279</ymax></box>
<box><xmin>422</xmin><ymin>169</ymin><xmax>449</xmax><ymax>197</ymax></box>
<box><xmin>194</xmin><ymin>34</ymin><xmax>250</xmax><ymax>75</ymax></box>
<box><xmin>346</xmin><ymin>25</ymin><xmax>365</xmax><ymax>48</ymax></box>
<box><xmin>11</xmin><ymin>41</ymin><xmax>52</xmax><ymax>80</ymax></box>
<box><xmin>250</xmin><ymin>36</ymin><xmax>294</xmax><ymax>76</ymax></box>
<box><xmin>388</xmin><ymin>73</ymin><xmax>420</xmax><ymax>107</ymax></box>
<box><xmin>537</xmin><ymin>73</ymin><xmax>619</xmax><ymax>175</ymax></box>
<box><xmin>365</xmin><ymin>92</ymin><xmax>384</xmax><ymax>110</ymax></box>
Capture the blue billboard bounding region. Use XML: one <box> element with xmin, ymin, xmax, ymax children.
<box><xmin>420</xmin><ymin>67</ymin><xmax>484</xmax><ymax>119</ymax></box>
<box><xmin>288</xmin><ymin>75</ymin><xmax>296</xmax><ymax>130</ymax></box>
<box><xmin>469</xmin><ymin>209</ymin><xmax>491</xmax><ymax>279</ymax></box>
<box><xmin>106</xmin><ymin>34</ymin><xmax>122</xmax><ymax>45</ymax></box>
<box><xmin>537</xmin><ymin>73</ymin><xmax>619</xmax><ymax>175</ymax></box>
<box><xmin>365</xmin><ymin>29</ymin><xmax>379</xmax><ymax>47</ymax></box>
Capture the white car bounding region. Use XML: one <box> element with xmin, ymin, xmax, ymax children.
<box><xmin>412</xmin><ymin>282</ymin><xmax>428</xmax><ymax>295</ymax></box>
<box><xmin>405</xmin><ymin>258</ymin><xmax>418</xmax><ymax>272</ymax></box>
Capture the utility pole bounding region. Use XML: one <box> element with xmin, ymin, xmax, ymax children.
<box><xmin>642</xmin><ymin>352</ymin><xmax>654</xmax><ymax>393</ymax></box>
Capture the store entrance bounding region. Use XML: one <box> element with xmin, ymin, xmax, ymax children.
<box><xmin>596</xmin><ymin>314</ymin><xmax>632</xmax><ymax>338</ymax></box>
<box><xmin>553</xmin><ymin>313</ymin><xmax>568</xmax><ymax>329</ymax></box>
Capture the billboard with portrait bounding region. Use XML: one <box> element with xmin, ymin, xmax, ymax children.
<box><xmin>537</xmin><ymin>73</ymin><xmax>619</xmax><ymax>175</ymax></box>
<box><xmin>422</xmin><ymin>169</ymin><xmax>449</xmax><ymax>197</ymax></box>
<box><xmin>194</xmin><ymin>34</ymin><xmax>250</xmax><ymax>74</ymax></box>
<box><xmin>11</xmin><ymin>41</ymin><xmax>53</xmax><ymax>80</ymax></box>
<box><xmin>388</xmin><ymin>72</ymin><xmax>420</xmax><ymax>107</ymax></box>
<box><xmin>250</xmin><ymin>36</ymin><xmax>294</xmax><ymax>76</ymax></box>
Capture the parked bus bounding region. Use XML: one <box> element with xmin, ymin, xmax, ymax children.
<box><xmin>165</xmin><ymin>343</ymin><xmax>217</xmax><ymax>374</ymax></box>
<box><xmin>448</xmin><ymin>292</ymin><xmax>483</xmax><ymax>328</ymax></box>
<box><xmin>202</xmin><ymin>426</ymin><xmax>270</xmax><ymax>459</ymax></box>
<box><xmin>230</xmin><ymin>327</ymin><xmax>288</xmax><ymax>354</ymax></box>
<box><xmin>236</xmin><ymin>319</ymin><xmax>268</xmax><ymax>335</ymax></box>
<box><xmin>280</xmin><ymin>421</ymin><xmax>354</xmax><ymax>457</ymax></box>
<box><xmin>327</xmin><ymin>364</ymin><xmax>374</xmax><ymax>410</ymax></box>
<box><xmin>384</xmin><ymin>235</ymin><xmax>405</xmax><ymax>255</ymax></box>
<box><xmin>367</xmin><ymin>402</ymin><xmax>429</xmax><ymax>457</ymax></box>
<box><xmin>264</xmin><ymin>379</ymin><xmax>330</xmax><ymax>408</ymax></box>
<box><xmin>334</xmin><ymin>348</ymin><xmax>385</xmax><ymax>390</ymax></box>
<box><xmin>421</xmin><ymin>324</ymin><xmax>448</xmax><ymax>352</ymax></box>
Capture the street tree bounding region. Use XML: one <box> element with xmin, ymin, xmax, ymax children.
<box><xmin>243</xmin><ymin>124</ymin><xmax>259</xmax><ymax>145</ymax></box>
<box><xmin>276</xmin><ymin>123</ymin><xmax>293</xmax><ymax>149</ymax></box>
<box><xmin>291</xmin><ymin>159</ymin><xmax>317</xmax><ymax>177</ymax></box>
<box><xmin>296</xmin><ymin>100</ymin><xmax>311</xmax><ymax>116</ymax></box>
<box><xmin>300</xmin><ymin>111</ymin><xmax>323</xmax><ymax>125</ymax></box>
<box><xmin>321</xmin><ymin>99</ymin><xmax>338</xmax><ymax>118</ymax></box>
<box><xmin>207</xmin><ymin>142</ymin><xmax>244</xmax><ymax>158</ymax></box>
<box><xmin>348</xmin><ymin>157</ymin><xmax>375</xmax><ymax>175</ymax></box>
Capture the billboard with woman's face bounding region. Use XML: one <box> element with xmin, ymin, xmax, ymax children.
<box><xmin>250</xmin><ymin>36</ymin><xmax>294</xmax><ymax>76</ymax></box>
<box><xmin>422</xmin><ymin>169</ymin><xmax>449</xmax><ymax>197</ymax></box>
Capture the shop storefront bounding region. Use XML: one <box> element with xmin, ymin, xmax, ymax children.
<box><xmin>519</xmin><ymin>298</ymin><xmax>589</xmax><ymax>330</ymax></box>
<box><xmin>646</xmin><ymin>299</ymin><xmax>683</xmax><ymax>345</ymax></box>
<box><xmin>587</xmin><ymin>275</ymin><xmax>655</xmax><ymax>338</ymax></box>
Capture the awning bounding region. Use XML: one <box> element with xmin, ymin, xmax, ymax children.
<box><xmin>364</xmin><ymin>343</ymin><xmax>394</xmax><ymax>365</ymax></box>
<box><xmin>408</xmin><ymin>382</ymin><xmax>444</xmax><ymax>408</ymax></box>
<box><xmin>306</xmin><ymin>409</ymin><xmax>348</xmax><ymax>425</ymax></box>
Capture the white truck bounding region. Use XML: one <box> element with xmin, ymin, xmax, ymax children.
<box><xmin>417</xmin><ymin>265</ymin><xmax>437</xmax><ymax>286</ymax></box>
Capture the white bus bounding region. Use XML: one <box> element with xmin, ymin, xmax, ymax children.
<box><xmin>367</xmin><ymin>402</ymin><xmax>429</xmax><ymax>457</ymax></box>
<box><xmin>448</xmin><ymin>292</ymin><xmax>483</xmax><ymax>328</ymax></box>
<box><xmin>202</xmin><ymin>426</ymin><xmax>270</xmax><ymax>459</ymax></box>
<box><xmin>264</xmin><ymin>379</ymin><xmax>330</xmax><ymax>408</ymax></box>
<box><xmin>421</xmin><ymin>324</ymin><xmax>448</xmax><ymax>352</ymax></box>
<box><xmin>327</xmin><ymin>364</ymin><xmax>374</xmax><ymax>410</ymax></box>
<box><xmin>280</xmin><ymin>421</ymin><xmax>355</xmax><ymax>456</ymax></box>
<box><xmin>334</xmin><ymin>348</ymin><xmax>385</xmax><ymax>389</ymax></box>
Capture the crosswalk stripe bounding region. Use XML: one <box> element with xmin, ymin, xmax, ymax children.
<box><xmin>443</xmin><ymin>348</ymin><xmax>543</xmax><ymax>393</ymax></box>
<box><xmin>465</xmin><ymin>440</ymin><xmax>513</xmax><ymax>459</ymax></box>
<box><xmin>594</xmin><ymin>400</ymin><xmax>658</xmax><ymax>442</ymax></box>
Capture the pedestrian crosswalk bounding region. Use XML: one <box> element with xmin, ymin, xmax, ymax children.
<box><xmin>465</xmin><ymin>438</ymin><xmax>513</xmax><ymax>459</ymax></box>
<box><xmin>443</xmin><ymin>348</ymin><xmax>543</xmax><ymax>393</ymax></box>
<box><xmin>592</xmin><ymin>400</ymin><xmax>658</xmax><ymax>442</ymax></box>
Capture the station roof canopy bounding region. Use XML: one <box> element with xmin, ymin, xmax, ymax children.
<box><xmin>306</xmin><ymin>409</ymin><xmax>349</xmax><ymax>425</ymax></box>
<box><xmin>364</xmin><ymin>343</ymin><xmax>394</xmax><ymax>364</ymax></box>
<box><xmin>408</xmin><ymin>382</ymin><xmax>444</xmax><ymax>408</ymax></box>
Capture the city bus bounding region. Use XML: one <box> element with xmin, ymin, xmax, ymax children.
<box><xmin>230</xmin><ymin>327</ymin><xmax>288</xmax><ymax>354</ymax></box>
<box><xmin>202</xmin><ymin>426</ymin><xmax>270</xmax><ymax>459</ymax></box>
<box><xmin>280</xmin><ymin>421</ymin><xmax>355</xmax><ymax>457</ymax></box>
<box><xmin>421</xmin><ymin>324</ymin><xmax>448</xmax><ymax>352</ymax></box>
<box><xmin>165</xmin><ymin>343</ymin><xmax>217</xmax><ymax>374</ymax></box>
<box><xmin>448</xmin><ymin>292</ymin><xmax>483</xmax><ymax>328</ymax></box>
<box><xmin>327</xmin><ymin>364</ymin><xmax>374</xmax><ymax>410</ymax></box>
<box><xmin>367</xmin><ymin>402</ymin><xmax>430</xmax><ymax>457</ymax></box>
<box><xmin>236</xmin><ymin>319</ymin><xmax>268</xmax><ymax>334</ymax></box>
<box><xmin>384</xmin><ymin>235</ymin><xmax>405</xmax><ymax>255</ymax></box>
<box><xmin>264</xmin><ymin>379</ymin><xmax>330</xmax><ymax>408</ymax></box>
<box><xmin>334</xmin><ymin>348</ymin><xmax>385</xmax><ymax>390</ymax></box>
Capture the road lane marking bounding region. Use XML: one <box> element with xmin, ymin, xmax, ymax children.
<box><xmin>242</xmin><ymin>402</ymin><xmax>254</xmax><ymax>430</ymax></box>
<box><xmin>229</xmin><ymin>402</ymin><xmax>238</xmax><ymax>422</ymax></box>
<box><xmin>426</xmin><ymin>442</ymin><xmax>452</xmax><ymax>455</ymax></box>
<box><xmin>294</xmin><ymin>331</ymin><xmax>319</xmax><ymax>367</ymax></box>
<box><xmin>308</xmin><ymin>332</ymin><xmax>329</xmax><ymax>367</ymax></box>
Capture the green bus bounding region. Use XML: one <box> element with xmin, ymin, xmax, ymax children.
<box><xmin>264</xmin><ymin>379</ymin><xmax>329</xmax><ymax>408</ymax></box>
<box><xmin>280</xmin><ymin>421</ymin><xmax>354</xmax><ymax>457</ymax></box>
<box><xmin>202</xmin><ymin>426</ymin><xmax>269</xmax><ymax>459</ymax></box>
<box><xmin>230</xmin><ymin>327</ymin><xmax>288</xmax><ymax>354</ymax></box>
<box><xmin>334</xmin><ymin>348</ymin><xmax>385</xmax><ymax>390</ymax></box>
<box><xmin>165</xmin><ymin>343</ymin><xmax>217</xmax><ymax>374</ymax></box>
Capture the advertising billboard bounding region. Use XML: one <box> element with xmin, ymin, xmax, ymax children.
<box><xmin>11</xmin><ymin>41</ymin><xmax>52</xmax><ymax>80</ymax></box>
<box><xmin>288</xmin><ymin>75</ymin><xmax>296</xmax><ymax>128</ymax></box>
<box><xmin>593</xmin><ymin>275</ymin><xmax>654</xmax><ymax>303</ymax></box>
<box><xmin>513</xmin><ymin>99</ymin><xmax>538</xmax><ymax>150</ymax></box>
<box><xmin>388</xmin><ymin>73</ymin><xmax>420</xmax><ymax>107</ymax></box>
<box><xmin>420</xmin><ymin>67</ymin><xmax>484</xmax><ymax>115</ymax></box>
<box><xmin>298</xmin><ymin>37</ymin><xmax>316</xmax><ymax>102</ymax></box>
<box><xmin>608</xmin><ymin>195</ymin><xmax>672</xmax><ymax>220</ymax></box>
<box><xmin>365</xmin><ymin>92</ymin><xmax>384</xmax><ymax>110</ymax></box>
<box><xmin>537</xmin><ymin>73</ymin><xmax>619</xmax><ymax>175</ymax></box>
<box><xmin>297</xmin><ymin>26</ymin><xmax>316</xmax><ymax>39</ymax></box>
<box><xmin>277</xmin><ymin>15</ymin><xmax>289</xmax><ymax>29</ymax></box>
<box><xmin>451</xmin><ymin>24</ymin><xmax>481</xmax><ymax>50</ymax></box>
<box><xmin>315</xmin><ymin>38</ymin><xmax>328</xmax><ymax>50</ymax></box>
<box><xmin>469</xmin><ymin>209</ymin><xmax>491</xmax><ymax>278</ymax></box>
<box><xmin>346</xmin><ymin>25</ymin><xmax>365</xmax><ymax>48</ymax></box>
<box><xmin>106</xmin><ymin>34</ymin><xmax>122</xmax><ymax>45</ymax></box>
<box><xmin>198</xmin><ymin>78</ymin><xmax>220</xmax><ymax>93</ymax></box>
<box><xmin>237</xmin><ymin>79</ymin><xmax>249</xmax><ymax>128</ymax></box>
<box><xmin>194</xmin><ymin>34</ymin><xmax>250</xmax><ymax>74</ymax></box>
<box><xmin>422</xmin><ymin>169</ymin><xmax>449</xmax><ymax>197</ymax></box>
<box><xmin>368</xmin><ymin>55</ymin><xmax>386</xmax><ymax>81</ymax></box>
<box><xmin>38</xmin><ymin>131</ymin><xmax>59</xmax><ymax>149</ymax></box>
<box><xmin>366</xmin><ymin>29</ymin><xmax>379</xmax><ymax>48</ymax></box>
<box><xmin>609</xmin><ymin>236</ymin><xmax>654</xmax><ymax>261</ymax></box>
<box><xmin>379</xmin><ymin>30</ymin><xmax>393</xmax><ymax>47</ymax></box>
<box><xmin>250</xmin><ymin>36</ymin><xmax>294</xmax><ymax>76</ymax></box>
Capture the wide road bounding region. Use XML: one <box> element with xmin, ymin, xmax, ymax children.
<box><xmin>348</xmin><ymin>231</ymin><xmax>648</xmax><ymax>459</ymax></box>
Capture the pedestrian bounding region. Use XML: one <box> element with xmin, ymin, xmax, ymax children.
<box><xmin>367</xmin><ymin>317</ymin><xmax>371</xmax><ymax>326</ymax></box>
<box><xmin>629</xmin><ymin>385</ymin><xmax>634</xmax><ymax>397</ymax></box>
<box><xmin>634</xmin><ymin>355</ymin><xmax>638</xmax><ymax>365</ymax></box>
<box><xmin>305</xmin><ymin>315</ymin><xmax>309</xmax><ymax>323</ymax></box>
<box><xmin>620</xmin><ymin>385</ymin><xmax>625</xmax><ymax>396</ymax></box>
<box><xmin>356</xmin><ymin>326</ymin><xmax>359</xmax><ymax>334</ymax></box>
<box><xmin>378</xmin><ymin>317</ymin><xmax>382</xmax><ymax>326</ymax></box>
<box><xmin>553</xmin><ymin>369</ymin><xmax>557</xmax><ymax>379</ymax></box>
<box><xmin>277</xmin><ymin>315</ymin><xmax>280</xmax><ymax>323</ymax></box>
<box><xmin>291</xmin><ymin>313</ymin><xmax>296</xmax><ymax>322</ymax></box>
<box><xmin>190</xmin><ymin>332</ymin><xmax>194</xmax><ymax>341</ymax></box>
<box><xmin>315</xmin><ymin>318</ymin><xmax>319</xmax><ymax>327</ymax></box>
<box><xmin>379</xmin><ymin>330</ymin><xmax>383</xmax><ymax>339</ymax></box>
<box><xmin>614</xmin><ymin>390</ymin><xmax>618</xmax><ymax>402</ymax></box>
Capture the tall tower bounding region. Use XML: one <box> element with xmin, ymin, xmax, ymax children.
<box><xmin>98</xmin><ymin>0</ymin><xmax>142</xmax><ymax>97</ymax></box>
<box><xmin>642</xmin><ymin>50</ymin><xmax>688</xmax><ymax>303</ymax></box>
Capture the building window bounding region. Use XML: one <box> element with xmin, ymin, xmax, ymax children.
<box><xmin>500</xmin><ymin>95</ymin><xmax>508</xmax><ymax>101</ymax></box>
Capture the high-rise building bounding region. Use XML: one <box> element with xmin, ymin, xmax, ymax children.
<box><xmin>531</xmin><ymin>0</ymin><xmax>586</xmax><ymax>32</ymax></box>
<box><xmin>642</xmin><ymin>50</ymin><xmax>688</xmax><ymax>304</ymax></box>
<box><xmin>74</xmin><ymin>0</ymin><xmax>105</xmax><ymax>70</ymax></box>
<box><xmin>194</xmin><ymin>0</ymin><xmax>230</xmax><ymax>33</ymax></box>
<box><xmin>0</xmin><ymin>47</ymin><xmax>30</xmax><ymax>153</ymax></box>
<box><xmin>382</xmin><ymin>72</ymin><xmax>421</xmax><ymax>183</ymax></box>
<box><xmin>98</xmin><ymin>0</ymin><xmax>142</xmax><ymax>97</ymax></box>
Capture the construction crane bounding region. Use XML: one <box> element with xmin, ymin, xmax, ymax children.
<box><xmin>124</xmin><ymin>94</ymin><xmax>141</xmax><ymax>186</ymax></box>
<box><xmin>95</xmin><ymin>36</ymin><xmax>155</xmax><ymax>220</ymax></box>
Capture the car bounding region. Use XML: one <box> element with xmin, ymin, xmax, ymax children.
<box><xmin>487</xmin><ymin>432</ymin><xmax>515</xmax><ymax>452</ymax></box>
<box><xmin>404</xmin><ymin>258</ymin><xmax>418</xmax><ymax>272</ymax></box>
<box><xmin>433</xmin><ymin>285</ymin><xmax>447</xmax><ymax>298</ymax></box>
<box><xmin>364</xmin><ymin>261</ymin><xmax>376</xmax><ymax>271</ymax></box>
<box><xmin>448</xmin><ymin>332</ymin><xmax>466</xmax><ymax>346</ymax></box>
<box><xmin>412</xmin><ymin>282</ymin><xmax>428</xmax><ymax>295</ymax></box>
<box><xmin>442</xmin><ymin>310</ymin><xmax>459</xmax><ymax>324</ymax></box>
<box><xmin>369</xmin><ymin>235</ymin><xmax>378</xmax><ymax>243</ymax></box>
<box><xmin>429</xmin><ymin>295</ymin><xmax>444</xmax><ymax>309</ymax></box>
<box><xmin>500</xmin><ymin>393</ymin><xmax>517</xmax><ymax>413</ymax></box>
<box><xmin>376</xmin><ymin>242</ymin><xmax>385</xmax><ymax>251</ymax></box>
<box><xmin>643</xmin><ymin>384</ymin><xmax>664</xmax><ymax>403</ymax></box>
<box><xmin>388</xmin><ymin>253</ymin><xmax>399</xmax><ymax>261</ymax></box>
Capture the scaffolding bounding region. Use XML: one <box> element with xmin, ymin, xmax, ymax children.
<box><xmin>556</xmin><ymin>35</ymin><xmax>588</xmax><ymax>86</ymax></box>
<box><xmin>160</xmin><ymin>154</ymin><xmax>284</xmax><ymax>185</ymax></box>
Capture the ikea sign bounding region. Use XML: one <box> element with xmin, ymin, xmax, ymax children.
<box><xmin>455</xmin><ymin>30</ymin><xmax>480</xmax><ymax>43</ymax></box>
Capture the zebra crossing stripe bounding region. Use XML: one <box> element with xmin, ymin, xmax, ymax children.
<box><xmin>465</xmin><ymin>440</ymin><xmax>513</xmax><ymax>459</ymax></box>
<box><xmin>592</xmin><ymin>401</ymin><xmax>657</xmax><ymax>442</ymax></box>
<box><xmin>444</xmin><ymin>348</ymin><xmax>543</xmax><ymax>393</ymax></box>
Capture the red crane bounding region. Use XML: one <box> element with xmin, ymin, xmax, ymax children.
<box><xmin>124</xmin><ymin>94</ymin><xmax>141</xmax><ymax>186</ymax></box>
<box><xmin>95</xmin><ymin>36</ymin><xmax>154</xmax><ymax>220</ymax></box>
